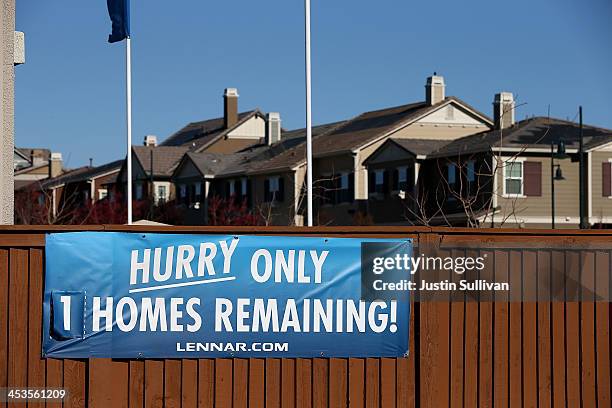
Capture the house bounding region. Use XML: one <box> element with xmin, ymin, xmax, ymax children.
<box><xmin>364</xmin><ymin>92</ymin><xmax>612</xmax><ymax>228</ymax></box>
<box><xmin>14</xmin><ymin>147</ymin><xmax>63</xmax><ymax>190</ymax></box>
<box><xmin>171</xmin><ymin>121</ymin><xmax>347</xmax><ymax>225</ymax></box>
<box><xmin>22</xmin><ymin>160</ymin><xmax>123</xmax><ymax>221</ymax></box>
<box><xmin>237</xmin><ymin>74</ymin><xmax>494</xmax><ymax>225</ymax></box>
<box><xmin>116</xmin><ymin>88</ymin><xmax>277</xmax><ymax>203</ymax></box>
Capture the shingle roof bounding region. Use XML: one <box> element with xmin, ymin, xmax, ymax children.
<box><xmin>160</xmin><ymin>110</ymin><xmax>258</xmax><ymax>150</ymax></box>
<box><xmin>33</xmin><ymin>167</ymin><xmax>92</xmax><ymax>189</ymax></box>
<box><xmin>429</xmin><ymin>117</ymin><xmax>612</xmax><ymax>157</ymax></box>
<box><xmin>133</xmin><ymin>146</ymin><xmax>190</xmax><ymax>177</ymax></box>
<box><xmin>391</xmin><ymin>138</ymin><xmax>453</xmax><ymax>156</ymax></box>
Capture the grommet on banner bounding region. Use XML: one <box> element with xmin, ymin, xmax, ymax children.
<box><xmin>137</xmin><ymin>352</ymin><xmax>144</xmax><ymax>360</ymax></box>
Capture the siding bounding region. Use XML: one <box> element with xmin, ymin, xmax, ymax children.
<box><xmin>590</xmin><ymin>150</ymin><xmax>612</xmax><ymax>224</ymax></box>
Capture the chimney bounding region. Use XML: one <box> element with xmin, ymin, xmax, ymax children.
<box><xmin>493</xmin><ymin>92</ymin><xmax>515</xmax><ymax>130</ymax></box>
<box><xmin>425</xmin><ymin>73</ymin><xmax>445</xmax><ymax>105</ymax></box>
<box><xmin>223</xmin><ymin>88</ymin><xmax>239</xmax><ymax>129</ymax></box>
<box><xmin>266</xmin><ymin>112</ymin><xmax>281</xmax><ymax>145</ymax></box>
<box><xmin>144</xmin><ymin>135</ymin><xmax>158</xmax><ymax>146</ymax></box>
<box><xmin>49</xmin><ymin>152</ymin><xmax>63</xmax><ymax>178</ymax></box>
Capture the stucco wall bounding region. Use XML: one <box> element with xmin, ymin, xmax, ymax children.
<box><xmin>0</xmin><ymin>0</ymin><xmax>15</xmax><ymax>224</ymax></box>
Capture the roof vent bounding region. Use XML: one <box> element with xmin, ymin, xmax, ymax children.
<box><xmin>266</xmin><ymin>112</ymin><xmax>281</xmax><ymax>145</ymax></box>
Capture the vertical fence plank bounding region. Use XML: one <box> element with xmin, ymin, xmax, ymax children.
<box><xmin>45</xmin><ymin>359</ymin><xmax>63</xmax><ymax>408</ymax></box>
<box><xmin>248</xmin><ymin>359</ymin><xmax>265</xmax><ymax>408</ymax></box>
<box><xmin>493</xmin><ymin>250</ymin><xmax>509</xmax><ymax>408</ymax></box>
<box><xmin>233</xmin><ymin>359</ymin><xmax>249</xmax><ymax>408</ymax></box>
<box><xmin>449</xmin><ymin>301</ymin><xmax>464</xmax><ymax>408</ymax></box>
<box><xmin>313</xmin><ymin>359</ymin><xmax>329</xmax><ymax>408</ymax></box>
<box><xmin>580</xmin><ymin>251</ymin><xmax>596</xmax><ymax>408</ymax></box>
<box><xmin>595</xmin><ymin>251</ymin><xmax>611</xmax><ymax>407</ymax></box>
<box><xmin>266</xmin><ymin>358</ymin><xmax>281</xmax><ymax>408</ymax></box>
<box><xmin>164</xmin><ymin>359</ymin><xmax>182</xmax><ymax>408</ymax></box>
<box><xmin>537</xmin><ymin>250</ymin><xmax>552</xmax><ymax>408</ymax></box>
<box><xmin>215</xmin><ymin>359</ymin><xmax>233</xmax><ymax>408</ymax></box>
<box><xmin>198</xmin><ymin>359</ymin><xmax>215</xmax><ymax>408</ymax></box>
<box><xmin>329</xmin><ymin>358</ymin><xmax>348</xmax><ymax>408</ymax></box>
<box><xmin>182</xmin><ymin>359</ymin><xmax>198</xmax><ymax>408</ymax></box>
<box><xmin>398</xmin><ymin>304</ymin><xmax>415</xmax><ymax>408</ymax></box>
<box><xmin>348</xmin><ymin>359</ymin><xmax>364</xmax><ymax>408</ymax></box>
<box><xmin>0</xmin><ymin>249</ymin><xmax>7</xmax><ymax>408</ymax></box>
<box><xmin>364</xmin><ymin>358</ymin><xmax>379</xmax><ymax>408</ymax></box>
<box><xmin>8</xmin><ymin>249</ymin><xmax>28</xmax><ymax>408</ymax></box>
<box><xmin>281</xmin><ymin>359</ymin><xmax>296</xmax><ymax>408</ymax></box>
<box><xmin>129</xmin><ymin>360</ymin><xmax>145</xmax><ymax>408</ymax></box>
<box><xmin>90</xmin><ymin>359</ymin><xmax>128</xmax><ymax>408</ymax></box>
<box><xmin>296</xmin><ymin>359</ymin><xmax>313</xmax><ymax>408</ymax></box>
<box><xmin>479</xmin><ymin>250</ymin><xmax>494</xmax><ymax>408</ymax></box>
<box><xmin>508</xmin><ymin>250</ymin><xmax>522</xmax><ymax>408</ymax></box>
<box><xmin>144</xmin><ymin>359</ymin><xmax>164</xmax><ymax>408</ymax></box>
<box><xmin>380</xmin><ymin>358</ymin><xmax>395</xmax><ymax>408</ymax></box>
<box><xmin>521</xmin><ymin>251</ymin><xmax>537</xmax><ymax>408</ymax></box>
<box><xmin>26</xmin><ymin>249</ymin><xmax>46</xmax><ymax>408</ymax></box>
<box><xmin>63</xmin><ymin>359</ymin><xmax>86</xmax><ymax>408</ymax></box>
<box><xmin>551</xmin><ymin>250</ymin><xmax>566</xmax><ymax>408</ymax></box>
<box><xmin>464</xmin><ymin>249</ymin><xmax>480</xmax><ymax>408</ymax></box>
<box><xmin>565</xmin><ymin>251</ymin><xmax>581</xmax><ymax>407</ymax></box>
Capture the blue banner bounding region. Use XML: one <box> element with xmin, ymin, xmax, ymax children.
<box><xmin>43</xmin><ymin>233</ymin><xmax>411</xmax><ymax>358</ymax></box>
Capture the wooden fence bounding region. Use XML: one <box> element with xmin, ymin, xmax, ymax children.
<box><xmin>0</xmin><ymin>225</ymin><xmax>611</xmax><ymax>407</ymax></box>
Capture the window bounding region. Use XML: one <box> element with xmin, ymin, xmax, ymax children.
<box><xmin>504</xmin><ymin>161</ymin><xmax>523</xmax><ymax>196</ymax></box>
<box><xmin>397</xmin><ymin>166</ymin><xmax>409</xmax><ymax>191</ymax></box>
<box><xmin>194</xmin><ymin>183</ymin><xmax>201</xmax><ymax>201</ymax></box>
<box><xmin>369</xmin><ymin>169</ymin><xmax>387</xmax><ymax>198</ymax></box>
<box><xmin>157</xmin><ymin>185</ymin><xmax>167</xmax><ymax>203</ymax></box>
<box><xmin>135</xmin><ymin>184</ymin><xmax>143</xmax><ymax>200</ymax></box>
<box><xmin>228</xmin><ymin>180</ymin><xmax>235</xmax><ymax>196</ymax></box>
<box><xmin>241</xmin><ymin>178</ymin><xmax>248</xmax><ymax>196</ymax></box>
<box><xmin>265</xmin><ymin>176</ymin><xmax>283</xmax><ymax>202</ymax></box>
<box><xmin>447</xmin><ymin>163</ymin><xmax>456</xmax><ymax>185</ymax></box>
<box><xmin>467</xmin><ymin>161</ymin><xmax>475</xmax><ymax>183</ymax></box>
<box><xmin>179</xmin><ymin>184</ymin><xmax>186</xmax><ymax>202</ymax></box>
<box><xmin>99</xmin><ymin>189</ymin><xmax>108</xmax><ymax>200</ymax></box>
<box><xmin>375</xmin><ymin>170</ymin><xmax>384</xmax><ymax>187</ymax></box>
<box><xmin>336</xmin><ymin>172</ymin><xmax>353</xmax><ymax>203</ymax></box>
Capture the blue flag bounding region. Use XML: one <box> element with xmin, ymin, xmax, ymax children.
<box><xmin>107</xmin><ymin>0</ymin><xmax>130</xmax><ymax>43</ymax></box>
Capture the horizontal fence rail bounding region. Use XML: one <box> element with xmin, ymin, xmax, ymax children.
<box><xmin>0</xmin><ymin>226</ymin><xmax>610</xmax><ymax>407</ymax></box>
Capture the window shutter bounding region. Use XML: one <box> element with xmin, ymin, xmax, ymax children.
<box><xmin>348</xmin><ymin>172</ymin><xmax>355</xmax><ymax>202</ymax></box>
<box><xmin>368</xmin><ymin>171</ymin><xmax>375</xmax><ymax>195</ymax></box>
<box><xmin>264</xmin><ymin>179</ymin><xmax>270</xmax><ymax>202</ymax></box>
<box><xmin>406</xmin><ymin>166</ymin><xmax>414</xmax><ymax>192</ymax></box>
<box><xmin>523</xmin><ymin>161</ymin><xmax>542</xmax><ymax>196</ymax></box>
<box><xmin>603</xmin><ymin>162</ymin><xmax>612</xmax><ymax>197</ymax></box>
<box><xmin>278</xmin><ymin>177</ymin><xmax>285</xmax><ymax>202</ymax></box>
<box><xmin>246</xmin><ymin>179</ymin><xmax>252</xmax><ymax>207</ymax></box>
<box><xmin>383</xmin><ymin>170</ymin><xmax>390</xmax><ymax>195</ymax></box>
<box><xmin>392</xmin><ymin>168</ymin><xmax>399</xmax><ymax>190</ymax></box>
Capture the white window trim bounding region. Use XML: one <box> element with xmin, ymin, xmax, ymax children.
<box><xmin>502</xmin><ymin>157</ymin><xmax>526</xmax><ymax>198</ymax></box>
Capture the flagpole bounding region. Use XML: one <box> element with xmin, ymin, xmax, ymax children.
<box><xmin>126</xmin><ymin>36</ymin><xmax>133</xmax><ymax>224</ymax></box>
<box><xmin>305</xmin><ymin>0</ymin><xmax>313</xmax><ymax>227</ymax></box>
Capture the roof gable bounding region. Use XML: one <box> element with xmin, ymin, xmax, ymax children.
<box><xmin>415</xmin><ymin>100</ymin><xmax>490</xmax><ymax>126</ymax></box>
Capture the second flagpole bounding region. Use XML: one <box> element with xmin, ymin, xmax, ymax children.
<box><xmin>126</xmin><ymin>36</ymin><xmax>133</xmax><ymax>225</ymax></box>
<box><xmin>305</xmin><ymin>0</ymin><xmax>313</xmax><ymax>227</ymax></box>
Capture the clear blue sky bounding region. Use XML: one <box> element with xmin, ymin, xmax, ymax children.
<box><xmin>15</xmin><ymin>0</ymin><xmax>612</xmax><ymax>168</ymax></box>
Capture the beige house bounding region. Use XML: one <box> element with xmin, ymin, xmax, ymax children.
<box><xmin>14</xmin><ymin>148</ymin><xmax>63</xmax><ymax>190</ymax></box>
<box><xmin>365</xmin><ymin>103</ymin><xmax>612</xmax><ymax>228</ymax></box>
